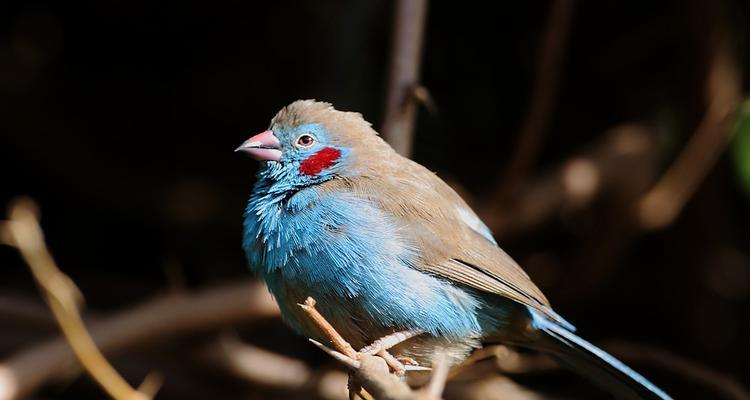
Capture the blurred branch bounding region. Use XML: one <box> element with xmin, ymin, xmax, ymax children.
<box><xmin>444</xmin><ymin>376</ymin><xmax>546</xmax><ymax>400</ymax></box>
<box><xmin>0</xmin><ymin>198</ymin><xmax>159</xmax><ymax>400</ymax></box>
<box><xmin>198</xmin><ymin>332</ymin><xmax>352</xmax><ymax>400</ymax></box>
<box><xmin>606</xmin><ymin>341</ymin><xmax>750</xmax><ymax>400</ymax></box>
<box><xmin>480</xmin><ymin>124</ymin><xmax>658</xmax><ymax>237</ymax></box>
<box><xmin>454</xmin><ymin>341</ymin><xmax>750</xmax><ymax>400</ymax></box>
<box><xmin>480</xmin><ymin>43</ymin><xmax>742</xmax><ymax>300</ymax></box>
<box><xmin>499</xmin><ymin>0</ymin><xmax>577</xmax><ymax>198</ymax></box>
<box><xmin>381</xmin><ymin>0</ymin><xmax>429</xmax><ymax>157</ymax></box>
<box><xmin>200</xmin><ymin>333</ymin><xmax>312</xmax><ymax>390</ymax></box>
<box><xmin>0</xmin><ymin>273</ymin><xmax>277</xmax><ymax>399</ymax></box>
<box><xmin>637</xmin><ymin>45</ymin><xmax>743</xmax><ymax>229</ymax></box>
<box><xmin>0</xmin><ymin>295</ymin><xmax>55</xmax><ymax>329</ymax></box>
<box><xmin>450</xmin><ymin>345</ymin><xmax>554</xmax><ymax>380</ymax></box>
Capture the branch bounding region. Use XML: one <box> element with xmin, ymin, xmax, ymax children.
<box><xmin>453</xmin><ymin>341</ymin><xmax>750</xmax><ymax>400</ymax></box>
<box><xmin>637</xmin><ymin>44</ymin><xmax>743</xmax><ymax>229</ymax></box>
<box><xmin>0</xmin><ymin>274</ymin><xmax>277</xmax><ymax>398</ymax></box>
<box><xmin>499</xmin><ymin>0</ymin><xmax>577</xmax><ymax>197</ymax></box>
<box><xmin>300</xmin><ymin>297</ymin><xmax>358</xmax><ymax>359</ymax></box>
<box><xmin>0</xmin><ymin>294</ymin><xmax>55</xmax><ymax>329</ymax></box>
<box><xmin>479</xmin><ymin>124</ymin><xmax>659</xmax><ymax>237</ymax></box>
<box><xmin>606</xmin><ymin>341</ymin><xmax>750</xmax><ymax>400</ymax></box>
<box><xmin>300</xmin><ymin>297</ymin><xmax>446</xmax><ymax>400</ymax></box>
<box><xmin>1</xmin><ymin>198</ymin><xmax>159</xmax><ymax>400</ymax></box>
<box><xmin>197</xmin><ymin>332</ymin><xmax>354</xmax><ymax>400</ymax></box>
<box><xmin>199</xmin><ymin>332</ymin><xmax>312</xmax><ymax>390</ymax></box>
<box><xmin>381</xmin><ymin>0</ymin><xmax>429</xmax><ymax>157</ymax></box>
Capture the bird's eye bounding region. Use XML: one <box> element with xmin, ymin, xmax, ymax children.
<box><xmin>296</xmin><ymin>134</ymin><xmax>316</xmax><ymax>148</ymax></box>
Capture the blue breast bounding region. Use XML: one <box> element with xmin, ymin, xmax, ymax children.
<box><xmin>242</xmin><ymin>180</ymin><xmax>486</xmax><ymax>342</ymax></box>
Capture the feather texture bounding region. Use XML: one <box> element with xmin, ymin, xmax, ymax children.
<box><xmin>241</xmin><ymin>100</ymin><xmax>671</xmax><ymax>399</ymax></box>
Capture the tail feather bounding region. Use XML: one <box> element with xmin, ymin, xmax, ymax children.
<box><xmin>530</xmin><ymin>310</ymin><xmax>672</xmax><ymax>400</ymax></box>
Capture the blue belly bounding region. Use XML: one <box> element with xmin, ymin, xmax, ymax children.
<box><xmin>243</xmin><ymin>185</ymin><xmax>487</xmax><ymax>344</ymax></box>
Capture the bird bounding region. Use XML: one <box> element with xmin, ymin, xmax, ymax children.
<box><xmin>237</xmin><ymin>100</ymin><xmax>671</xmax><ymax>400</ymax></box>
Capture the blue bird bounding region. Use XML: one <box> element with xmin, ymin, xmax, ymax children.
<box><xmin>238</xmin><ymin>100</ymin><xmax>671</xmax><ymax>400</ymax></box>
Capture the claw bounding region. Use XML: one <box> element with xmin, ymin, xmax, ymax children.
<box><xmin>404</xmin><ymin>365</ymin><xmax>432</xmax><ymax>372</ymax></box>
<box><xmin>397</xmin><ymin>356</ymin><xmax>419</xmax><ymax>366</ymax></box>
<box><xmin>375</xmin><ymin>349</ymin><xmax>407</xmax><ymax>377</ymax></box>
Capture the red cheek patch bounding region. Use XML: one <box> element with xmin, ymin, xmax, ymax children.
<box><xmin>299</xmin><ymin>147</ymin><xmax>342</xmax><ymax>176</ymax></box>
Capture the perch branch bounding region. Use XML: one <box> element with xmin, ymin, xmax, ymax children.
<box><xmin>381</xmin><ymin>0</ymin><xmax>429</xmax><ymax>157</ymax></box>
<box><xmin>300</xmin><ymin>297</ymin><xmax>358</xmax><ymax>359</ymax></box>
<box><xmin>418</xmin><ymin>352</ymin><xmax>449</xmax><ymax>399</ymax></box>
<box><xmin>0</xmin><ymin>198</ymin><xmax>156</xmax><ymax>400</ymax></box>
<box><xmin>301</xmin><ymin>297</ymin><xmax>443</xmax><ymax>400</ymax></box>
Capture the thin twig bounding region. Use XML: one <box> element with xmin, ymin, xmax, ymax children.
<box><xmin>498</xmin><ymin>0</ymin><xmax>577</xmax><ymax>198</ymax></box>
<box><xmin>300</xmin><ymin>297</ymin><xmax>358</xmax><ymax>359</ymax></box>
<box><xmin>381</xmin><ymin>0</ymin><xmax>429</xmax><ymax>157</ymax></box>
<box><xmin>1</xmin><ymin>198</ymin><xmax>155</xmax><ymax>400</ymax></box>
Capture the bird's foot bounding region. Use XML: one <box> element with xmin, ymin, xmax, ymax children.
<box><xmin>301</xmin><ymin>297</ymin><xmax>429</xmax><ymax>376</ymax></box>
<box><xmin>310</xmin><ymin>339</ymin><xmax>429</xmax><ymax>377</ymax></box>
<box><xmin>397</xmin><ymin>356</ymin><xmax>419</xmax><ymax>366</ymax></box>
<box><xmin>301</xmin><ymin>297</ymin><xmax>431</xmax><ymax>399</ymax></box>
<box><xmin>356</xmin><ymin>329</ymin><xmax>425</xmax><ymax>376</ymax></box>
<box><xmin>370</xmin><ymin>348</ymin><xmax>407</xmax><ymax>377</ymax></box>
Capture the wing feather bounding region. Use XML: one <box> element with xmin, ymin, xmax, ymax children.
<box><xmin>329</xmin><ymin>156</ymin><xmax>570</xmax><ymax>326</ymax></box>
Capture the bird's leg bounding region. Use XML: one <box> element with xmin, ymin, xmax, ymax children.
<box><xmin>359</xmin><ymin>329</ymin><xmax>424</xmax><ymax>355</ymax></box>
<box><xmin>358</xmin><ymin>329</ymin><xmax>424</xmax><ymax>376</ymax></box>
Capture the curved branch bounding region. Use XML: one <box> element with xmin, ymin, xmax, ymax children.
<box><xmin>637</xmin><ymin>45</ymin><xmax>743</xmax><ymax>229</ymax></box>
<box><xmin>2</xmin><ymin>199</ymin><xmax>157</xmax><ymax>400</ymax></box>
<box><xmin>0</xmin><ymin>273</ymin><xmax>277</xmax><ymax>400</ymax></box>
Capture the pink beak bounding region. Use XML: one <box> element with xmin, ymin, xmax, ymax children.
<box><xmin>235</xmin><ymin>130</ymin><xmax>282</xmax><ymax>161</ymax></box>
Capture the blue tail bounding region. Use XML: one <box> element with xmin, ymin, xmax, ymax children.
<box><xmin>530</xmin><ymin>310</ymin><xmax>672</xmax><ymax>400</ymax></box>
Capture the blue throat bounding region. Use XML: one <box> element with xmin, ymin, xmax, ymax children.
<box><xmin>242</xmin><ymin>160</ymin><xmax>340</xmax><ymax>274</ymax></box>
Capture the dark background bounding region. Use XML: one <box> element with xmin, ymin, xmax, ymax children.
<box><xmin>1</xmin><ymin>1</ymin><xmax>749</xmax><ymax>399</ymax></box>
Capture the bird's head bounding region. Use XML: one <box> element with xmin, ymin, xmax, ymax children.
<box><xmin>236</xmin><ymin>100</ymin><xmax>390</xmax><ymax>187</ymax></box>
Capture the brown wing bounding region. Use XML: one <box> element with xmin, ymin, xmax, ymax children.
<box><xmin>339</xmin><ymin>157</ymin><xmax>568</xmax><ymax>326</ymax></box>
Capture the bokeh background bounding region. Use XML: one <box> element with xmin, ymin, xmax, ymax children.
<box><xmin>2</xmin><ymin>0</ymin><xmax>750</xmax><ymax>399</ymax></box>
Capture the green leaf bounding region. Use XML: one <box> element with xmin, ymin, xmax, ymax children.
<box><xmin>731</xmin><ymin>99</ymin><xmax>750</xmax><ymax>196</ymax></box>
